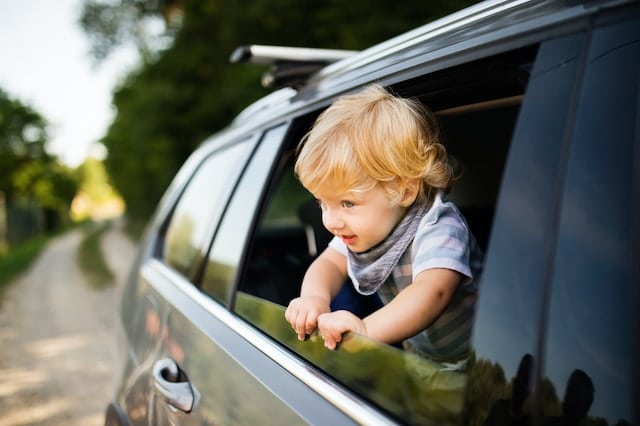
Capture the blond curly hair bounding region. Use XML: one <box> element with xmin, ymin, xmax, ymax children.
<box><xmin>295</xmin><ymin>84</ymin><xmax>453</xmax><ymax>205</ymax></box>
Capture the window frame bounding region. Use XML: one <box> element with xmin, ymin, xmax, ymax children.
<box><xmin>156</xmin><ymin>136</ymin><xmax>257</xmax><ymax>282</ymax></box>
<box><xmin>200</xmin><ymin>123</ymin><xmax>291</xmax><ymax>307</ymax></box>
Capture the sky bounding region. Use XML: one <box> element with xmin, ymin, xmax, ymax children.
<box><xmin>0</xmin><ymin>0</ymin><xmax>138</xmax><ymax>167</ymax></box>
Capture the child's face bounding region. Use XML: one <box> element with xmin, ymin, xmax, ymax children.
<box><xmin>313</xmin><ymin>183</ymin><xmax>409</xmax><ymax>253</ymax></box>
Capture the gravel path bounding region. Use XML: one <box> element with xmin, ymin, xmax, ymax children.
<box><xmin>0</xmin><ymin>220</ymin><xmax>137</xmax><ymax>426</ymax></box>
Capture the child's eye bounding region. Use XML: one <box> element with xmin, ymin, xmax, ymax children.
<box><xmin>315</xmin><ymin>199</ymin><xmax>326</xmax><ymax>209</ymax></box>
<box><xmin>341</xmin><ymin>201</ymin><xmax>354</xmax><ymax>208</ymax></box>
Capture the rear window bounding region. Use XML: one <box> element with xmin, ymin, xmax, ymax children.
<box><xmin>161</xmin><ymin>140</ymin><xmax>252</xmax><ymax>281</ymax></box>
<box><xmin>233</xmin><ymin>44</ymin><xmax>537</xmax><ymax>424</ymax></box>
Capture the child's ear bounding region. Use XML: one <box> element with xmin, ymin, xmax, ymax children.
<box><xmin>400</xmin><ymin>179</ymin><xmax>421</xmax><ymax>207</ymax></box>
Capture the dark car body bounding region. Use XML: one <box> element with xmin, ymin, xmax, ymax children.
<box><xmin>106</xmin><ymin>0</ymin><xmax>639</xmax><ymax>424</ymax></box>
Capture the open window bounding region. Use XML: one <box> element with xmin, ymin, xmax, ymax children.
<box><xmin>239</xmin><ymin>45</ymin><xmax>536</xmax><ymax>306</ymax></box>
<box><xmin>233</xmin><ymin>44</ymin><xmax>538</xmax><ymax>424</ymax></box>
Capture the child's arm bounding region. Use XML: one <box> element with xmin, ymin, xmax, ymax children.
<box><xmin>317</xmin><ymin>268</ymin><xmax>461</xmax><ymax>349</ymax></box>
<box><xmin>285</xmin><ymin>247</ymin><xmax>347</xmax><ymax>341</ymax></box>
<box><xmin>364</xmin><ymin>268</ymin><xmax>461</xmax><ymax>342</ymax></box>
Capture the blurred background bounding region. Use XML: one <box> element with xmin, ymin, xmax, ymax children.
<box><xmin>1</xmin><ymin>0</ymin><xmax>479</xmax><ymax>246</ymax></box>
<box><xmin>0</xmin><ymin>0</ymin><xmax>478</xmax><ymax>424</ymax></box>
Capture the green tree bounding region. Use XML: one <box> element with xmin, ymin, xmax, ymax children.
<box><xmin>0</xmin><ymin>88</ymin><xmax>48</xmax><ymax>203</ymax></box>
<box><xmin>76</xmin><ymin>157</ymin><xmax>121</xmax><ymax>204</ymax></box>
<box><xmin>0</xmin><ymin>88</ymin><xmax>79</xmax><ymax>240</ymax></box>
<box><xmin>79</xmin><ymin>0</ymin><xmax>181</xmax><ymax>64</ymax></box>
<box><xmin>12</xmin><ymin>161</ymin><xmax>76</xmax><ymax>209</ymax></box>
<box><xmin>72</xmin><ymin>157</ymin><xmax>124</xmax><ymax>221</ymax></box>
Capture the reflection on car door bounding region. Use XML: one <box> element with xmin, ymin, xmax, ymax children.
<box><xmin>139</xmin><ymin>261</ymin><xmax>309</xmax><ymax>425</ymax></box>
<box><xmin>136</xmin><ymin>125</ymin><xmax>363</xmax><ymax>425</ymax></box>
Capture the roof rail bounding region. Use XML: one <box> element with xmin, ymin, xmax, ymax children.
<box><xmin>230</xmin><ymin>45</ymin><xmax>358</xmax><ymax>89</ymax></box>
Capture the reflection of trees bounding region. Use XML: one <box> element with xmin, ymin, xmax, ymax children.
<box><xmin>464</xmin><ymin>354</ymin><xmax>631</xmax><ymax>426</ymax></box>
<box><xmin>236</xmin><ymin>293</ymin><xmax>466</xmax><ymax>425</ymax></box>
<box><xmin>201</xmin><ymin>258</ymin><xmax>235</xmax><ymax>303</ymax></box>
<box><xmin>165</xmin><ymin>214</ymin><xmax>196</xmax><ymax>273</ymax></box>
<box><xmin>463</xmin><ymin>353</ymin><xmax>513</xmax><ymax>426</ymax></box>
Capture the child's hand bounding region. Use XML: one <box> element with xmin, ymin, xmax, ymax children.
<box><xmin>317</xmin><ymin>310</ymin><xmax>366</xmax><ymax>350</ymax></box>
<box><xmin>285</xmin><ymin>296</ymin><xmax>330</xmax><ymax>341</ymax></box>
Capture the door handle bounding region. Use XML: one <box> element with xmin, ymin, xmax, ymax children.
<box><xmin>152</xmin><ymin>357</ymin><xmax>198</xmax><ymax>413</ymax></box>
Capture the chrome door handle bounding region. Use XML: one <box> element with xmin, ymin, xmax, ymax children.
<box><xmin>152</xmin><ymin>357</ymin><xmax>198</xmax><ymax>413</ymax></box>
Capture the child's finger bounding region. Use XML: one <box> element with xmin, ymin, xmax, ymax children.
<box><xmin>323</xmin><ymin>334</ymin><xmax>340</xmax><ymax>350</ymax></box>
<box><xmin>305</xmin><ymin>316</ymin><xmax>317</xmax><ymax>336</ymax></box>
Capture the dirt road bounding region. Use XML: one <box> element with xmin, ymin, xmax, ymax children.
<box><xmin>0</xmin><ymin>220</ymin><xmax>137</xmax><ymax>426</ymax></box>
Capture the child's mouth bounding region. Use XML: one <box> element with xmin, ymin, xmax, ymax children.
<box><xmin>341</xmin><ymin>235</ymin><xmax>357</xmax><ymax>245</ymax></box>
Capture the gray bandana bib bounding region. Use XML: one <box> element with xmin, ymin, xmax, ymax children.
<box><xmin>348</xmin><ymin>202</ymin><xmax>429</xmax><ymax>295</ymax></box>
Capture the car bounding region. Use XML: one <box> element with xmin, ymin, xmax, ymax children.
<box><xmin>105</xmin><ymin>0</ymin><xmax>639</xmax><ymax>424</ymax></box>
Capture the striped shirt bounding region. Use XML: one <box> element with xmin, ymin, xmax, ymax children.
<box><xmin>330</xmin><ymin>192</ymin><xmax>483</xmax><ymax>363</ymax></box>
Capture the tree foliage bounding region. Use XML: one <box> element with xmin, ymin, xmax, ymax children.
<box><xmin>79</xmin><ymin>0</ymin><xmax>181</xmax><ymax>64</ymax></box>
<box><xmin>81</xmin><ymin>0</ymin><xmax>480</xmax><ymax>223</ymax></box>
<box><xmin>76</xmin><ymin>157</ymin><xmax>121</xmax><ymax>204</ymax></box>
<box><xmin>0</xmin><ymin>89</ymin><xmax>49</xmax><ymax>202</ymax></box>
<box><xmin>71</xmin><ymin>158</ymin><xmax>125</xmax><ymax>221</ymax></box>
<box><xmin>0</xmin><ymin>89</ymin><xmax>79</xmax><ymax>239</ymax></box>
<box><xmin>12</xmin><ymin>161</ymin><xmax>77</xmax><ymax>210</ymax></box>
<box><xmin>0</xmin><ymin>89</ymin><xmax>77</xmax><ymax>210</ymax></box>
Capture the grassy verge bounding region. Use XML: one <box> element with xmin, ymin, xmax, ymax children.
<box><xmin>0</xmin><ymin>234</ymin><xmax>50</xmax><ymax>290</ymax></box>
<box><xmin>77</xmin><ymin>221</ymin><xmax>116</xmax><ymax>289</ymax></box>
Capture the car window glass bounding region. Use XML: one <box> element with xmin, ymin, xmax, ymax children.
<box><xmin>200</xmin><ymin>125</ymin><xmax>287</xmax><ymax>306</ymax></box>
<box><xmin>464</xmin><ymin>33</ymin><xmax>585</xmax><ymax>424</ymax></box>
<box><xmin>235</xmin><ymin>292</ymin><xmax>467</xmax><ymax>424</ymax></box>
<box><xmin>162</xmin><ymin>140</ymin><xmax>252</xmax><ymax>281</ymax></box>
<box><xmin>542</xmin><ymin>16</ymin><xmax>640</xmax><ymax>425</ymax></box>
<box><xmin>234</xmin><ymin>45</ymin><xmax>541</xmax><ymax>424</ymax></box>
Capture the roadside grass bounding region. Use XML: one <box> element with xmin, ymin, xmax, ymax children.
<box><xmin>0</xmin><ymin>234</ymin><xmax>50</xmax><ymax>290</ymax></box>
<box><xmin>77</xmin><ymin>220</ymin><xmax>115</xmax><ymax>289</ymax></box>
<box><xmin>0</xmin><ymin>221</ymin><xmax>85</xmax><ymax>290</ymax></box>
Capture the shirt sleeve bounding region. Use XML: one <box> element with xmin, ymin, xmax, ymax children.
<box><xmin>412</xmin><ymin>198</ymin><xmax>473</xmax><ymax>283</ymax></box>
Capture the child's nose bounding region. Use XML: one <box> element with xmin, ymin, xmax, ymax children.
<box><xmin>322</xmin><ymin>209</ymin><xmax>343</xmax><ymax>231</ymax></box>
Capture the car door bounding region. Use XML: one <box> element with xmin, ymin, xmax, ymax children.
<box><xmin>115</xmin><ymin>128</ymin><xmax>315</xmax><ymax>425</ymax></box>
<box><xmin>114</xmin><ymin>134</ymin><xmax>259</xmax><ymax>425</ymax></box>
<box><xmin>137</xmin><ymin>123</ymin><xmax>369</xmax><ymax>425</ymax></box>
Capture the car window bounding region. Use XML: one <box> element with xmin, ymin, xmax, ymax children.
<box><xmin>464</xmin><ymin>33</ymin><xmax>586</xmax><ymax>424</ymax></box>
<box><xmin>200</xmin><ymin>125</ymin><xmax>288</xmax><ymax>306</ymax></box>
<box><xmin>233</xmin><ymin>44</ymin><xmax>541</xmax><ymax>424</ymax></box>
<box><xmin>542</xmin><ymin>14</ymin><xmax>640</xmax><ymax>425</ymax></box>
<box><xmin>234</xmin><ymin>292</ymin><xmax>467</xmax><ymax>424</ymax></box>
<box><xmin>161</xmin><ymin>139</ymin><xmax>253</xmax><ymax>281</ymax></box>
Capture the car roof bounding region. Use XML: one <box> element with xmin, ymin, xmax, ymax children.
<box><xmin>226</xmin><ymin>0</ymin><xmax>630</xmax><ymax>134</ymax></box>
